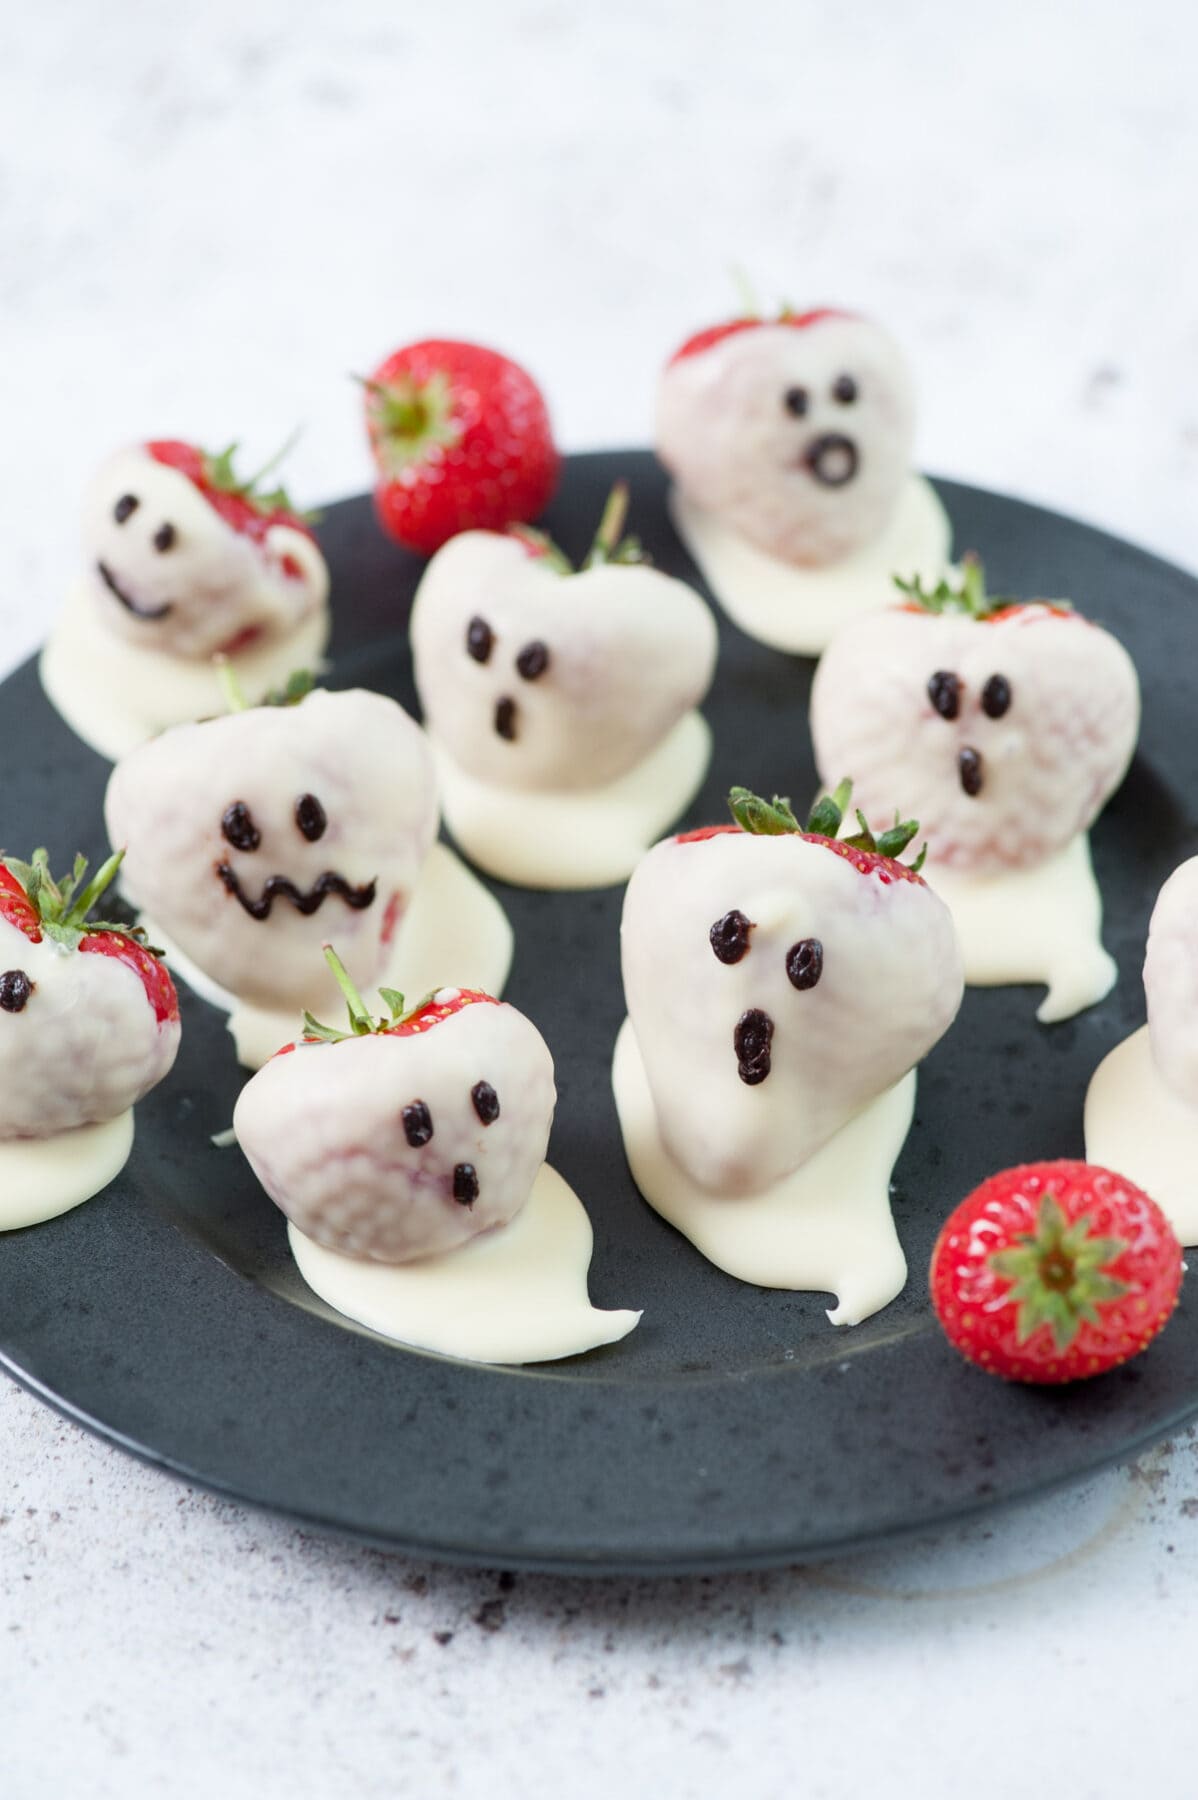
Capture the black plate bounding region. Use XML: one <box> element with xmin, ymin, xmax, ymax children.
<box><xmin>2</xmin><ymin>451</ymin><xmax>1196</xmax><ymax>1575</ymax></box>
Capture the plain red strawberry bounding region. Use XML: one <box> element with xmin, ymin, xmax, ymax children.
<box><xmin>0</xmin><ymin>851</ymin><xmax>179</xmax><ymax>1025</ymax></box>
<box><xmin>930</xmin><ymin>1160</ymin><xmax>1183</xmax><ymax>1384</ymax></box>
<box><xmin>363</xmin><ymin>339</ymin><xmax>559</xmax><ymax>556</ymax></box>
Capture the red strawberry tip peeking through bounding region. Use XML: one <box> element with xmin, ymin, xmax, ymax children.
<box><xmin>298</xmin><ymin>944</ymin><xmax>495</xmax><ymax>1047</ymax></box>
<box><xmin>728</xmin><ymin>781</ymin><xmax>927</xmax><ymax>873</ymax></box>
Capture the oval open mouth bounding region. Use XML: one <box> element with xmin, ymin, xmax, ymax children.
<box><xmin>803</xmin><ymin>433</ymin><xmax>859</xmax><ymax>489</ymax></box>
<box><xmin>97</xmin><ymin>560</ymin><xmax>174</xmax><ymax>621</ymax></box>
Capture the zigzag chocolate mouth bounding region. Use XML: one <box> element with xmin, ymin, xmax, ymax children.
<box><xmin>216</xmin><ymin>863</ymin><xmax>377</xmax><ymax>921</ymax></box>
<box><xmin>97</xmin><ymin>560</ymin><xmax>174</xmax><ymax>620</ymax></box>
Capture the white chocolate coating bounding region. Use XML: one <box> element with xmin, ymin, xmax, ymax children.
<box><xmin>811</xmin><ymin>604</ymin><xmax>1140</xmax><ymax>875</ymax></box>
<box><xmin>290</xmin><ymin>1163</ymin><xmax>641</xmax><ymax>1364</ymax></box>
<box><xmin>1143</xmin><ymin>856</ymin><xmax>1198</xmax><ymax>1105</ymax></box>
<box><xmin>620</xmin><ymin>830</ymin><xmax>963</xmax><ymax>1196</ymax></box>
<box><xmin>656</xmin><ymin>316</ymin><xmax>915</xmax><ymax>568</ymax></box>
<box><xmin>410</xmin><ymin>530</ymin><xmax>718</xmax><ymax>792</ymax></box>
<box><xmin>613</xmin><ymin>1020</ymin><xmax>911</xmax><ymax>1325</ymax></box>
<box><xmin>105</xmin><ymin>688</ymin><xmax>438</xmax><ymax>1016</ymax></box>
<box><xmin>81</xmin><ymin>447</ymin><xmax>328</xmax><ymax>661</ymax></box>
<box><xmin>0</xmin><ymin>1111</ymin><xmax>135</xmax><ymax>1232</ymax></box>
<box><xmin>0</xmin><ymin>916</ymin><xmax>180</xmax><ymax>1139</ymax></box>
<box><xmin>1085</xmin><ymin>1026</ymin><xmax>1198</xmax><ymax>1247</ymax></box>
<box><xmin>925</xmin><ymin>834</ymin><xmax>1116</xmax><ymax>1024</ymax></box>
<box><xmin>669</xmin><ymin>475</ymin><xmax>950</xmax><ymax>657</ymax></box>
<box><xmin>432</xmin><ymin>711</ymin><xmax>711</xmax><ymax>890</ymax></box>
<box><xmin>40</xmin><ymin>580</ymin><xmax>331</xmax><ymax>762</ymax></box>
<box><xmin>234</xmin><ymin>999</ymin><xmax>555</xmax><ymax>1264</ymax></box>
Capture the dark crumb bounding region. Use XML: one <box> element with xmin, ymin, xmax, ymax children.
<box><xmin>433</xmin><ymin>1631</ymin><xmax>454</xmax><ymax>1647</ymax></box>
<box><xmin>474</xmin><ymin>1599</ymin><xmax>506</xmax><ymax>1633</ymax></box>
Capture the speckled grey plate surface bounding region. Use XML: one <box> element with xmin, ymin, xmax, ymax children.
<box><xmin>1</xmin><ymin>451</ymin><xmax>1196</xmax><ymax>1575</ymax></box>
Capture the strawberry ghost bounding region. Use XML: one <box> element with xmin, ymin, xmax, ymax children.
<box><xmin>614</xmin><ymin>784</ymin><xmax>963</xmax><ymax>1324</ymax></box>
<box><xmin>1086</xmin><ymin>857</ymin><xmax>1198</xmax><ymax>1244</ymax></box>
<box><xmin>410</xmin><ymin>485</ymin><xmax>718</xmax><ymax>888</ymax></box>
<box><xmin>234</xmin><ymin>951</ymin><xmax>640</xmax><ymax>1363</ymax></box>
<box><xmin>811</xmin><ymin>560</ymin><xmax>1140</xmax><ymax>1021</ymax></box>
<box><xmin>655</xmin><ymin>308</ymin><xmax>950</xmax><ymax>653</ymax></box>
<box><xmin>42</xmin><ymin>438</ymin><xmax>331</xmax><ymax>759</ymax></box>
<box><xmin>103</xmin><ymin>685</ymin><xmax>511</xmax><ymax>1068</ymax></box>
<box><xmin>0</xmin><ymin>848</ymin><xmax>181</xmax><ymax>1230</ymax></box>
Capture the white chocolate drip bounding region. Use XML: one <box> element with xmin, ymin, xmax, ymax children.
<box><xmin>0</xmin><ymin>1111</ymin><xmax>134</xmax><ymax>1232</ymax></box>
<box><xmin>289</xmin><ymin>1163</ymin><xmax>641</xmax><ymax>1365</ymax></box>
<box><xmin>1085</xmin><ymin>1025</ymin><xmax>1198</xmax><ymax>1246</ymax></box>
<box><xmin>612</xmin><ymin>1019</ymin><xmax>911</xmax><ymax>1326</ymax></box>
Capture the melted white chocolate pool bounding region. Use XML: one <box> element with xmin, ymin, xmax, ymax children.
<box><xmin>433</xmin><ymin>710</ymin><xmax>712</xmax><ymax>890</ymax></box>
<box><xmin>1085</xmin><ymin>1024</ymin><xmax>1198</xmax><ymax>1245</ymax></box>
<box><xmin>143</xmin><ymin>841</ymin><xmax>513</xmax><ymax>1069</ymax></box>
<box><xmin>924</xmin><ymin>832</ymin><xmax>1115</xmax><ymax>1024</ymax></box>
<box><xmin>669</xmin><ymin>474</ymin><xmax>950</xmax><ymax>656</ymax></box>
<box><xmin>612</xmin><ymin>1018</ymin><xmax>911</xmax><ymax>1326</ymax></box>
<box><xmin>0</xmin><ymin>1110</ymin><xmax>134</xmax><ymax>1231</ymax></box>
<box><xmin>40</xmin><ymin>580</ymin><xmax>331</xmax><ymax>760</ymax></box>
<box><xmin>289</xmin><ymin>1162</ymin><xmax>641</xmax><ymax>1364</ymax></box>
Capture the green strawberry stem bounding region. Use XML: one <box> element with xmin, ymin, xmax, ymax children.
<box><xmin>892</xmin><ymin>552</ymin><xmax>1065</xmax><ymax>622</ymax></box>
<box><xmin>240</xmin><ymin>426</ymin><xmax>304</xmax><ymax>497</ymax></box>
<box><xmin>1</xmin><ymin>845</ymin><xmax>153</xmax><ymax>950</ymax></box>
<box><xmin>216</xmin><ymin>655</ymin><xmax>249</xmax><ymax>714</ymax></box>
<box><xmin>585</xmin><ymin>481</ymin><xmax>631</xmax><ymax>566</ymax></box>
<box><xmin>729</xmin><ymin>263</ymin><xmax>762</xmax><ymax>319</ymax></box>
<box><xmin>357</xmin><ymin>370</ymin><xmax>459</xmax><ymax>471</ymax></box>
<box><xmin>204</xmin><ymin>434</ymin><xmax>310</xmax><ymax>521</ymax></box>
<box><xmin>514</xmin><ymin>483</ymin><xmax>646</xmax><ymax>575</ymax></box>
<box><xmin>301</xmin><ymin>944</ymin><xmax>433</xmax><ymax>1044</ymax></box>
<box><xmin>989</xmin><ymin>1193</ymin><xmax>1129</xmax><ymax>1351</ymax></box>
<box><xmin>320</xmin><ymin>943</ymin><xmax>380</xmax><ymax>1036</ymax></box>
<box><xmin>728</xmin><ymin>781</ymin><xmax>927</xmax><ymax>871</ymax></box>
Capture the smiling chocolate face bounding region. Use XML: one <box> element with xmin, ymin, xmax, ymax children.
<box><xmin>104</xmin><ymin>688</ymin><xmax>439</xmax><ymax>1012</ymax></box>
<box><xmin>656</xmin><ymin>314</ymin><xmax>916</xmax><ymax>568</ymax></box>
<box><xmin>82</xmin><ymin>447</ymin><xmax>328</xmax><ymax>660</ymax></box>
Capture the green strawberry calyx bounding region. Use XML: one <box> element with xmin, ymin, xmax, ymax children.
<box><xmin>893</xmin><ymin>552</ymin><xmax>1066</xmax><ymax>622</ymax></box>
<box><xmin>359</xmin><ymin>369</ymin><xmax>460</xmax><ymax>475</ymax></box>
<box><xmin>217</xmin><ymin>659</ymin><xmax>316</xmax><ymax>715</ymax></box>
<box><xmin>728</xmin><ymin>780</ymin><xmax>927</xmax><ymax>871</ymax></box>
<box><xmin>204</xmin><ymin>431</ymin><xmax>315</xmax><ymax>523</ymax></box>
<box><xmin>2</xmin><ymin>847</ymin><xmax>161</xmax><ymax>953</ymax></box>
<box><xmin>508</xmin><ymin>481</ymin><xmax>647</xmax><ymax>575</ymax></box>
<box><xmin>300</xmin><ymin>943</ymin><xmax>435</xmax><ymax>1044</ymax></box>
<box><xmin>989</xmin><ymin>1192</ymin><xmax>1129</xmax><ymax>1351</ymax></box>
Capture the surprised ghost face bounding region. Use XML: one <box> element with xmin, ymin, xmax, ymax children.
<box><xmin>104</xmin><ymin>689</ymin><xmax>439</xmax><ymax>1012</ymax></box>
<box><xmin>656</xmin><ymin>312</ymin><xmax>916</xmax><ymax>568</ymax></box>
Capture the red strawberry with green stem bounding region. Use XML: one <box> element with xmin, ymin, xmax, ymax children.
<box><xmin>929</xmin><ymin>1160</ymin><xmax>1182</xmax><ymax>1383</ymax></box>
<box><xmin>362</xmin><ymin>339</ymin><xmax>559</xmax><ymax>556</ymax></box>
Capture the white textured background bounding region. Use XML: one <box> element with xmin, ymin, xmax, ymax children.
<box><xmin>3</xmin><ymin>2</ymin><xmax>1198</xmax><ymax>1795</ymax></box>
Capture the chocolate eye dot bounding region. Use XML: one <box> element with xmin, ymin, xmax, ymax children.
<box><xmin>0</xmin><ymin>970</ymin><xmax>33</xmax><ymax>1013</ymax></box>
<box><xmin>709</xmin><ymin>909</ymin><xmax>753</xmax><ymax>965</ymax></box>
<box><xmin>113</xmin><ymin>494</ymin><xmax>139</xmax><ymax>524</ymax></box>
<box><xmin>295</xmin><ymin>793</ymin><xmax>327</xmax><ymax>842</ymax></box>
<box><xmin>786</xmin><ymin>938</ymin><xmax>823</xmax><ymax>990</ymax></box>
<box><xmin>784</xmin><ymin>386</ymin><xmax>809</xmax><ymax>418</ymax></box>
<box><xmin>832</xmin><ymin>373</ymin><xmax>858</xmax><ymax>404</ymax></box>
<box><xmin>516</xmin><ymin>640</ymin><xmax>550</xmax><ymax>681</ymax></box>
<box><xmin>734</xmin><ymin>1008</ymin><xmax>774</xmax><ymax>1087</ymax></box>
<box><xmin>221</xmin><ymin>801</ymin><xmax>260</xmax><ymax>852</ymax></box>
<box><xmin>153</xmin><ymin>522</ymin><xmax>177</xmax><ymax>553</ymax></box>
<box><xmin>927</xmin><ymin>669</ymin><xmax>962</xmax><ymax>721</ymax></box>
<box><xmin>982</xmin><ymin>673</ymin><xmax>1012</xmax><ymax>719</ymax></box>
<box><xmin>467</xmin><ymin>616</ymin><xmax>494</xmax><ymax>663</ymax></box>
<box><xmin>453</xmin><ymin>1162</ymin><xmax>480</xmax><ymax>1206</ymax></box>
<box><xmin>402</xmin><ymin>1100</ymin><xmax>433</xmax><ymax>1148</ymax></box>
<box><xmin>471</xmin><ymin>1080</ymin><xmax>500</xmax><ymax>1125</ymax></box>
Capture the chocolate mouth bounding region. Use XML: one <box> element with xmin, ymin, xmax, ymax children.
<box><xmin>803</xmin><ymin>433</ymin><xmax>859</xmax><ymax>488</ymax></box>
<box><xmin>216</xmin><ymin>863</ymin><xmax>377</xmax><ymax>921</ymax></box>
<box><xmin>97</xmin><ymin>560</ymin><xmax>174</xmax><ymax>621</ymax></box>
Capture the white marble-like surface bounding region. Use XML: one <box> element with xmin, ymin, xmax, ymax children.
<box><xmin>4</xmin><ymin>1</ymin><xmax>1198</xmax><ymax>1794</ymax></box>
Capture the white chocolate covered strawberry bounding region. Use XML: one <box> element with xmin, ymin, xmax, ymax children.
<box><xmin>620</xmin><ymin>785</ymin><xmax>963</xmax><ymax>1197</ymax></box>
<box><xmin>410</xmin><ymin>487</ymin><xmax>717</xmax><ymax>889</ymax></box>
<box><xmin>104</xmin><ymin>685</ymin><xmax>438</xmax><ymax>1017</ymax></box>
<box><xmin>0</xmin><ymin>849</ymin><xmax>180</xmax><ymax>1140</ymax></box>
<box><xmin>411</xmin><ymin>486</ymin><xmax>716</xmax><ymax>790</ymax></box>
<box><xmin>235</xmin><ymin>963</ymin><xmax>555</xmax><ymax>1263</ymax></box>
<box><xmin>810</xmin><ymin>562</ymin><xmax>1140</xmax><ymax>876</ymax></box>
<box><xmin>1143</xmin><ymin>858</ymin><xmax>1198</xmax><ymax>1105</ymax></box>
<box><xmin>82</xmin><ymin>439</ymin><xmax>328</xmax><ymax>661</ymax></box>
<box><xmin>656</xmin><ymin>309</ymin><xmax>916</xmax><ymax>569</ymax></box>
